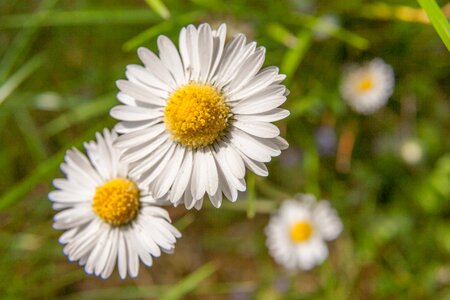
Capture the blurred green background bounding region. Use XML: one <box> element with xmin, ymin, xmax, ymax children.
<box><xmin>0</xmin><ymin>0</ymin><xmax>449</xmax><ymax>299</ymax></box>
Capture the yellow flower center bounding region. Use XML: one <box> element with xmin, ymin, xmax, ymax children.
<box><xmin>164</xmin><ymin>82</ymin><xmax>231</xmax><ymax>148</ymax></box>
<box><xmin>92</xmin><ymin>178</ymin><xmax>140</xmax><ymax>226</ymax></box>
<box><xmin>356</xmin><ymin>74</ymin><xmax>374</xmax><ymax>92</ymax></box>
<box><xmin>290</xmin><ymin>221</ymin><xmax>313</xmax><ymax>243</ymax></box>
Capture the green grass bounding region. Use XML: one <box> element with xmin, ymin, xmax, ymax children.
<box><xmin>0</xmin><ymin>0</ymin><xmax>449</xmax><ymax>299</ymax></box>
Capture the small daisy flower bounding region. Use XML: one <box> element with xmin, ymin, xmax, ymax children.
<box><xmin>400</xmin><ymin>138</ymin><xmax>423</xmax><ymax>165</ymax></box>
<box><xmin>110</xmin><ymin>23</ymin><xmax>289</xmax><ymax>210</ymax></box>
<box><xmin>340</xmin><ymin>58</ymin><xmax>394</xmax><ymax>114</ymax></box>
<box><xmin>48</xmin><ymin>129</ymin><xmax>181</xmax><ymax>279</ymax></box>
<box><xmin>265</xmin><ymin>194</ymin><xmax>342</xmax><ymax>271</ymax></box>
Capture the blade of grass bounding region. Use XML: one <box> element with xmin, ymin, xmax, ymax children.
<box><xmin>0</xmin><ymin>123</ymin><xmax>107</xmax><ymax>211</ymax></box>
<box><xmin>280</xmin><ymin>29</ymin><xmax>312</xmax><ymax>85</ymax></box>
<box><xmin>0</xmin><ymin>0</ymin><xmax>56</xmax><ymax>82</ymax></box>
<box><xmin>160</xmin><ymin>262</ymin><xmax>217</xmax><ymax>300</ymax></box>
<box><xmin>122</xmin><ymin>11</ymin><xmax>202</xmax><ymax>52</ymax></box>
<box><xmin>266</xmin><ymin>23</ymin><xmax>298</xmax><ymax>48</ymax></box>
<box><xmin>286</xmin><ymin>13</ymin><xmax>369</xmax><ymax>50</ymax></box>
<box><xmin>64</xmin><ymin>286</ymin><xmax>165</xmax><ymax>300</ymax></box>
<box><xmin>42</xmin><ymin>93</ymin><xmax>116</xmax><ymax>137</ymax></box>
<box><xmin>123</xmin><ymin>21</ymin><xmax>173</xmax><ymax>52</ymax></box>
<box><xmin>417</xmin><ymin>0</ymin><xmax>450</xmax><ymax>51</ymax></box>
<box><xmin>246</xmin><ymin>173</ymin><xmax>256</xmax><ymax>218</ymax></box>
<box><xmin>14</xmin><ymin>109</ymin><xmax>49</xmax><ymax>162</ymax></box>
<box><xmin>0</xmin><ymin>9</ymin><xmax>159</xmax><ymax>29</ymax></box>
<box><xmin>360</xmin><ymin>3</ymin><xmax>430</xmax><ymax>24</ymax></box>
<box><xmin>222</xmin><ymin>198</ymin><xmax>276</xmax><ymax>214</ymax></box>
<box><xmin>0</xmin><ymin>54</ymin><xmax>44</xmax><ymax>105</ymax></box>
<box><xmin>145</xmin><ymin>0</ymin><xmax>171</xmax><ymax>20</ymax></box>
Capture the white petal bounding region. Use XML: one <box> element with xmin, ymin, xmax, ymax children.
<box><xmin>153</xmin><ymin>145</ymin><xmax>185</xmax><ymax>198</ymax></box>
<box><xmin>234</xmin><ymin>108</ymin><xmax>290</xmax><ymax>122</ymax></box>
<box><xmin>190</xmin><ymin>150</ymin><xmax>207</xmax><ymax>200</ymax></box>
<box><xmin>101</xmin><ymin>228</ymin><xmax>119</xmax><ymax>279</ymax></box>
<box><xmin>124</xmin><ymin>229</ymin><xmax>139</xmax><ymax>278</ymax></box>
<box><xmin>226</xmin><ymin>47</ymin><xmax>266</xmax><ymax>94</ymax></box>
<box><xmin>157</xmin><ymin>35</ymin><xmax>185</xmax><ymax>86</ymax></box>
<box><xmin>116</xmin><ymin>79</ymin><xmax>167</xmax><ymax>107</ymax></box>
<box><xmin>233</xmin><ymin>145</ymin><xmax>269</xmax><ymax>176</ymax></box>
<box><xmin>197</xmin><ymin>23</ymin><xmax>214</xmax><ymax>82</ymax></box>
<box><xmin>185</xmin><ymin>25</ymin><xmax>200</xmax><ymax>81</ymax></box>
<box><xmin>169</xmin><ymin>150</ymin><xmax>193</xmax><ymax>204</ymax></box>
<box><xmin>117</xmin><ymin>231</ymin><xmax>128</xmax><ymax>279</ymax></box>
<box><xmin>137</xmin><ymin>47</ymin><xmax>176</xmax><ymax>89</ymax></box>
<box><xmin>207</xmin><ymin>23</ymin><xmax>226</xmax><ymax>81</ymax></box>
<box><xmin>229</xmin><ymin>66</ymin><xmax>279</xmax><ymax>101</ymax></box>
<box><xmin>115</xmin><ymin>123</ymin><xmax>166</xmax><ymax>149</ymax></box>
<box><xmin>227</xmin><ymin>129</ymin><xmax>272</xmax><ymax>162</ymax></box>
<box><xmin>204</xmin><ymin>147</ymin><xmax>219</xmax><ymax>195</ymax></box>
<box><xmin>233</xmin><ymin>120</ymin><xmax>280</xmax><ymax>138</ymax></box>
<box><xmin>110</xmin><ymin>105</ymin><xmax>163</xmax><ymax>121</ymax></box>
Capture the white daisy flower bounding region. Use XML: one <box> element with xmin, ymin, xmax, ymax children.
<box><xmin>110</xmin><ymin>23</ymin><xmax>289</xmax><ymax>210</ymax></box>
<box><xmin>400</xmin><ymin>138</ymin><xmax>423</xmax><ymax>165</ymax></box>
<box><xmin>265</xmin><ymin>194</ymin><xmax>342</xmax><ymax>271</ymax></box>
<box><xmin>48</xmin><ymin>129</ymin><xmax>181</xmax><ymax>279</ymax></box>
<box><xmin>340</xmin><ymin>58</ymin><xmax>394</xmax><ymax>114</ymax></box>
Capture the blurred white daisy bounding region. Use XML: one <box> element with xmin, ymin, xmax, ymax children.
<box><xmin>265</xmin><ymin>194</ymin><xmax>342</xmax><ymax>271</ymax></box>
<box><xmin>400</xmin><ymin>138</ymin><xmax>423</xmax><ymax>165</ymax></box>
<box><xmin>340</xmin><ymin>58</ymin><xmax>394</xmax><ymax>114</ymax></box>
<box><xmin>48</xmin><ymin>129</ymin><xmax>181</xmax><ymax>279</ymax></box>
<box><xmin>110</xmin><ymin>23</ymin><xmax>289</xmax><ymax>210</ymax></box>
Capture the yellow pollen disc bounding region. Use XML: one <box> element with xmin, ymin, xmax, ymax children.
<box><xmin>92</xmin><ymin>178</ymin><xmax>140</xmax><ymax>226</ymax></box>
<box><xmin>290</xmin><ymin>221</ymin><xmax>313</xmax><ymax>243</ymax></box>
<box><xmin>164</xmin><ymin>82</ymin><xmax>231</xmax><ymax>148</ymax></box>
<box><xmin>356</xmin><ymin>74</ymin><xmax>374</xmax><ymax>92</ymax></box>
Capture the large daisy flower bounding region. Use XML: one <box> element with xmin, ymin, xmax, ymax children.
<box><xmin>110</xmin><ymin>23</ymin><xmax>289</xmax><ymax>210</ymax></box>
<box><xmin>48</xmin><ymin>129</ymin><xmax>181</xmax><ymax>279</ymax></box>
<box><xmin>265</xmin><ymin>194</ymin><xmax>342</xmax><ymax>271</ymax></box>
<box><xmin>340</xmin><ymin>58</ymin><xmax>394</xmax><ymax>114</ymax></box>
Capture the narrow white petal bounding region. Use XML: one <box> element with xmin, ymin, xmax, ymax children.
<box><xmin>207</xmin><ymin>23</ymin><xmax>226</xmax><ymax>81</ymax></box>
<box><xmin>115</xmin><ymin>123</ymin><xmax>166</xmax><ymax>149</ymax></box>
<box><xmin>226</xmin><ymin>48</ymin><xmax>266</xmax><ymax>94</ymax></box>
<box><xmin>157</xmin><ymin>35</ymin><xmax>185</xmax><ymax>86</ymax></box>
<box><xmin>234</xmin><ymin>108</ymin><xmax>290</xmax><ymax>122</ymax></box>
<box><xmin>137</xmin><ymin>47</ymin><xmax>177</xmax><ymax>89</ymax></box>
<box><xmin>117</xmin><ymin>231</ymin><xmax>128</xmax><ymax>279</ymax></box>
<box><xmin>204</xmin><ymin>147</ymin><xmax>219</xmax><ymax>195</ymax></box>
<box><xmin>233</xmin><ymin>120</ymin><xmax>280</xmax><ymax>138</ymax></box>
<box><xmin>197</xmin><ymin>23</ymin><xmax>214</xmax><ymax>82</ymax></box>
<box><xmin>154</xmin><ymin>145</ymin><xmax>185</xmax><ymax>198</ymax></box>
<box><xmin>116</xmin><ymin>79</ymin><xmax>167</xmax><ymax>107</ymax></box>
<box><xmin>110</xmin><ymin>105</ymin><xmax>163</xmax><ymax>121</ymax></box>
<box><xmin>228</xmin><ymin>66</ymin><xmax>279</xmax><ymax>101</ymax></box>
<box><xmin>191</xmin><ymin>150</ymin><xmax>207</xmax><ymax>200</ymax></box>
<box><xmin>124</xmin><ymin>230</ymin><xmax>139</xmax><ymax>278</ymax></box>
<box><xmin>169</xmin><ymin>150</ymin><xmax>193</xmax><ymax>204</ymax></box>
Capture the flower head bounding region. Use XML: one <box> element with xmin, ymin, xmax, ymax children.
<box><xmin>49</xmin><ymin>129</ymin><xmax>181</xmax><ymax>279</ymax></box>
<box><xmin>110</xmin><ymin>23</ymin><xmax>289</xmax><ymax>210</ymax></box>
<box><xmin>265</xmin><ymin>194</ymin><xmax>342</xmax><ymax>271</ymax></box>
<box><xmin>340</xmin><ymin>58</ymin><xmax>394</xmax><ymax>114</ymax></box>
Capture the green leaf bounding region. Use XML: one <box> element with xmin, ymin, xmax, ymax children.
<box><xmin>145</xmin><ymin>0</ymin><xmax>171</xmax><ymax>20</ymax></box>
<box><xmin>246</xmin><ymin>173</ymin><xmax>257</xmax><ymax>218</ymax></box>
<box><xmin>0</xmin><ymin>54</ymin><xmax>44</xmax><ymax>105</ymax></box>
<box><xmin>42</xmin><ymin>93</ymin><xmax>116</xmax><ymax>137</ymax></box>
<box><xmin>160</xmin><ymin>262</ymin><xmax>217</xmax><ymax>300</ymax></box>
<box><xmin>417</xmin><ymin>0</ymin><xmax>450</xmax><ymax>51</ymax></box>
<box><xmin>0</xmin><ymin>10</ymin><xmax>159</xmax><ymax>29</ymax></box>
<box><xmin>0</xmin><ymin>0</ymin><xmax>56</xmax><ymax>82</ymax></box>
<box><xmin>0</xmin><ymin>124</ymin><xmax>106</xmax><ymax>211</ymax></box>
<box><xmin>280</xmin><ymin>29</ymin><xmax>312</xmax><ymax>84</ymax></box>
<box><xmin>122</xmin><ymin>12</ymin><xmax>202</xmax><ymax>52</ymax></box>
